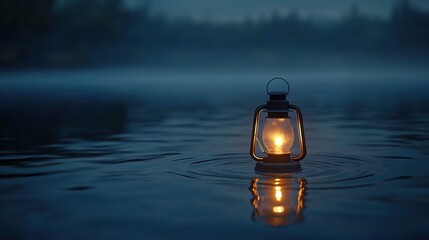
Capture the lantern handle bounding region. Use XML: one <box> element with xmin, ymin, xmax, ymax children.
<box><xmin>266</xmin><ymin>77</ymin><xmax>290</xmax><ymax>95</ymax></box>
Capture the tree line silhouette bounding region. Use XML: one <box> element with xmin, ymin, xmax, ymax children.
<box><xmin>0</xmin><ymin>0</ymin><xmax>428</xmax><ymax>67</ymax></box>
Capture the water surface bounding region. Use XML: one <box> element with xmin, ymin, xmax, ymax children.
<box><xmin>1</xmin><ymin>68</ymin><xmax>428</xmax><ymax>239</ymax></box>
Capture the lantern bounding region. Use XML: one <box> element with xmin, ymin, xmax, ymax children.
<box><xmin>250</xmin><ymin>78</ymin><xmax>306</xmax><ymax>172</ymax></box>
<box><xmin>249</xmin><ymin>177</ymin><xmax>307</xmax><ymax>227</ymax></box>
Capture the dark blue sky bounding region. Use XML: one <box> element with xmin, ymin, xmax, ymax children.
<box><xmin>126</xmin><ymin>0</ymin><xmax>429</xmax><ymax>22</ymax></box>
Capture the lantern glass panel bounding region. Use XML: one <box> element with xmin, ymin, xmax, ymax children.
<box><xmin>262</xmin><ymin>118</ymin><xmax>294</xmax><ymax>155</ymax></box>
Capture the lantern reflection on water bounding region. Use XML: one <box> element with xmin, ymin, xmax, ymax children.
<box><xmin>249</xmin><ymin>177</ymin><xmax>307</xmax><ymax>227</ymax></box>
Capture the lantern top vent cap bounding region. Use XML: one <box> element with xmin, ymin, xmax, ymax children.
<box><xmin>266</xmin><ymin>77</ymin><xmax>290</xmax><ymax>95</ymax></box>
<box><xmin>268</xmin><ymin>91</ymin><xmax>287</xmax><ymax>101</ymax></box>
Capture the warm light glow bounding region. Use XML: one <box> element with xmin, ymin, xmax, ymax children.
<box><xmin>272</xmin><ymin>206</ymin><xmax>285</xmax><ymax>213</ymax></box>
<box><xmin>274</xmin><ymin>136</ymin><xmax>284</xmax><ymax>147</ymax></box>
<box><xmin>275</xmin><ymin>186</ymin><xmax>282</xmax><ymax>201</ymax></box>
<box><xmin>262</xmin><ymin>118</ymin><xmax>294</xmax><ymax>155</ymax></box>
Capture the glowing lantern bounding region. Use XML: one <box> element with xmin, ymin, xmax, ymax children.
<box><xmin>250</xmin><ymin>78</ymin><xmax>306</xmax><ymax>172</ymax></box>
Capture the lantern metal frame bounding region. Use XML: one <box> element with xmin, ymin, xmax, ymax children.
<box><xmin>250</xmin><ymin>78</ymin><xmax>307</xmax><ymax>172</ymax></box>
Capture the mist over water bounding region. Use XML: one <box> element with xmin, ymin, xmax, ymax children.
<box><xmin>1</xmin><ymin>0</ymin><xmax>429</xmax><ymax>69</ymax></box>
<box><xmin>1</xmin><ymin>0</ymin><xmax>429</xmax><ymax>239</ymax></box>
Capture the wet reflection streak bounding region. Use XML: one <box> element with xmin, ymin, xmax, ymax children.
<box><xmin>296</xmin><ymin>178</ymin><xmax>306</xmax><ymax>221</ymax></box>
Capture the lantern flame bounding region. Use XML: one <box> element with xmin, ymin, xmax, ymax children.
<box><xmin>274</xmin><ymin>136</ymin><xmax>284</xmax><ymax>153</ymax></box>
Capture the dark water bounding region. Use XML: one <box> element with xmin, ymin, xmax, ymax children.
<box><xmin>1</xmin><ymin>68</ymin><xmax>429</xmax><ymax>239</ymax></box>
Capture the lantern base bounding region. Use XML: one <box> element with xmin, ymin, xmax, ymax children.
<box><xmin>254</xmin><ymin>161</ymin><xmax>301</xmax><ymax>172</ymax></box>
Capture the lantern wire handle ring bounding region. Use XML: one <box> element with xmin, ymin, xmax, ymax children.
<box><xmin>266</xmin><ymin>77</ymin><xmax>290</xmax><ymax>95</ymax></box>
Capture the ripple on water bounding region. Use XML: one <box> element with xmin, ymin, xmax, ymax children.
<box><xmin>168</xmin><ymin>153</ymin><xmax>386</xmax><ymax>190</ymax></box>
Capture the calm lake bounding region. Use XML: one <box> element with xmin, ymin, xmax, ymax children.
<box><xmin>1</xmin><ymin>68</ymin><xmax>428</xmax><ymax>239</ymax></box>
